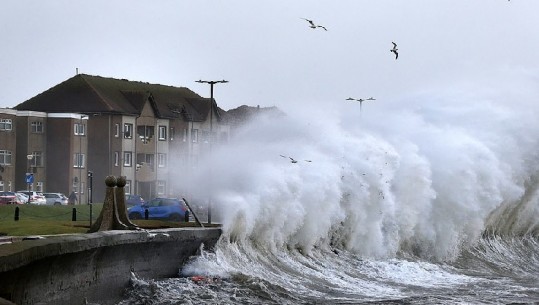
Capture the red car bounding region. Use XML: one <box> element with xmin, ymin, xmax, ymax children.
<box><xmin>0</xmin><ymin>192</ymin><xmax>25</xmax><ymax>205</ymax></box>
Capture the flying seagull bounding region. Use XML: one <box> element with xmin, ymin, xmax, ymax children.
<box><xmin>280</xmin><ymin>155</ymin><xmax>298</xmax><ymax>163</ymax></box>
<box><xmin>301</xmin><ymin>18</ymin><xmax>327</xmax><ymax>31</ymax></box>
<box><xmin>280</xmin><ymin>155</ymin><xmax>312</xmax><ymax>164</ymax></box>
<box><xmin>390</xmin><ymin>42</ymin><xmax>398</xmax><ymax>60</ymax></box>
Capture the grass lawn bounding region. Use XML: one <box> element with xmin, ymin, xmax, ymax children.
<box><xmin>0</xmin><ymin>204</ymin><xmax>214</xmax><ymax>237</ymax></box>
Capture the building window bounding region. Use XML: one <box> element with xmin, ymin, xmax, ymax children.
<box><xmin>31</xmin><ymin>152</ymin><xmax>43</xmax><ymax>167</ymax></box>
<box><xmin>137</xmin><ymin>125</ymin><xmax>154</xmax><ymax>144</ymax></box>
<box><xmin>157</xmin><ymin>180</ymin><xmax>166</xmax><ymax>196</ymax></box>
<box><xmin>31</xmin><ymin>121</ymin><xmax>44</xmax><ymax>133</ymax></box>
<box><xmin>170</xmin><ymin>127</ymin><xmax>175</xmax><ymax>141</ymax></box>
<box><xmin>158</xmin><ymin>126</ymin><xmax>167</xmax><ymax>141</ymax></box>
<box><xmin>0</xmin><ymin>181</ymin><xmax>4</xmax><ymax>191</ymax></box>
<box><xmin>123</xmin><ymin>152</ymin><xmax>132</xmax><ymax>167</ymax></box>
<box><xmin>136</xmin><ymin>153</ymin><xmax>154</xmax><ymax>169</ymax></box>
<box><xmin>0</xmin><ymin>150</ymin><xmax>12</xmax><ymax>165</ymax></box>
<box><xmin>114</xmin><ymin>152</ymin><xmax>119</xmax><ymax>166</ymax></box>
<box><xmin>124</xmin><ymin>123</ymin><xmax>133</xmax><ymax>139</ymax></box>
<box><xmin>158</xmin><ymin>153</ymin><xmax>166</xmax><ymax>168</ymax></box>
<box><xmin>191</xmin><ymin>129</ymin><xmax>198</xmax><ymax>143</ymax></box>
<box><xmin>74</xmin><ymin>123</ymin><xmax>86</xmax><ymax>135</ymax></box>
<box><xmin>125</xmin><ymin>180</ymin><xmax>131</xmax><ymax>194</ymax></box>
<box><xmin>114</xmin><ymin>124</ymin><xmax>120</xmax><ymax>137</ymax></box>
<box><xmin>0</xmin><ymin>119</ymin><xmax>12</xmax><ymax>131</ymax></box>
<box><xmin>36</xmin><ymin>181</ymin><xmax>43</xmax><ymax>192</ymax></box>
<box><xmin>74</xmin><ymin>153</ymin><xmax>85</xmax><ymax>168</ymax></box>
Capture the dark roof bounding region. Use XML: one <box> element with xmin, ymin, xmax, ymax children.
<box><xmin>14</xmin><ymin>74</ymin><xmax>217</xmax><ymax>121</ymax></box>
<box><xmin>224</xmin><ymin>105</ymin><xmax>285</xmax><ymax>127</ymax></box>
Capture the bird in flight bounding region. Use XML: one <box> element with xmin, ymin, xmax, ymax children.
<box><xmin>390</xmin><ymin>42</ymin><xmax>398</xmax><ymax>59</ymax></box>
<box><xmin>280</xmin><ymin>155</ymin><xmax>312</xmax><ymax>164</ymax></box>
<box><xmin>301</xmin><ymin>18</ymin><xmax>327</xmax><ymax>31</ymax></box>
<box><xmin>280</xmin><ymin>155</ymin><xmax>298</xmax><ymax>163</ymax></box>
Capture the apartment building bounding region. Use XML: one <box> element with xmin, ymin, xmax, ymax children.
<box><xmin>13</xmin><ymin>74</ymin><xmax>229</xmax><ymax>203</ymax></box>
<box><xmin>0</xmin><ymin>108</ymin><xmax>88</xmax><ymax>198</ymax></box>
<box><xmin>0</xmin><ymin>109</ymin><xmax>17</xmax><ymax>192</ymax></box>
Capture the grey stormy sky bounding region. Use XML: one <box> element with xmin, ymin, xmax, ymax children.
<box><xmin>1</xmin><ymin>0</ymin><xmax>538</xmax><ymax>113</ymax></box>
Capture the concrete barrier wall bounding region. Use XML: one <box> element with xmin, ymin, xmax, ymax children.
<box><xmin>0</xmin><ymin>228</ymin><xmax>221</xmax><ymax>305</ymax></box>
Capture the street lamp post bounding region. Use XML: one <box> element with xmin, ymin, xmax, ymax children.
<box><xmin>78</xmin><ymin>115</ymin><xmax>88</xmax><ymax>204</ymax></box>
<box><xmin>87</xmin><ymin>171</ymin><xmax>93</xmax><ymax>204</ymax></box>
<box><xmin>88</xmin><ymin>170</ymin><xmax>93</xmax><ymax>226</ymax></box>
<box><xmin>195</xmin><ymin>79</ymin><xmax>228</xmax><ymax>224</ymax></box>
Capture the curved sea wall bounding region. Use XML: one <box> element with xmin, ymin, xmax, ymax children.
<box><xmin>0</xmin><ymin>228</ymin><xmax>221</xmax><ymax>305</ymax></box>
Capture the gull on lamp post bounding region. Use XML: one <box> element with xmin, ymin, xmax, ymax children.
<box><xmin>195</xmin><ymin>79</ymin><xmax>228</xmax><ymax>224</ymax></box>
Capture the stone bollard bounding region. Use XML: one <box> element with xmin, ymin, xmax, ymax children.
<box><xmin>88</xmin><ymin>175</ymin><xmax>134</xmax><ymax>232</ymax></box>
<box><xmin>115</xmin><ymin>176</ymin><xmax>139</xmax><ymax>230</ymax></box>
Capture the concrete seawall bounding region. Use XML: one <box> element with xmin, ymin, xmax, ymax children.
<box><xmin>0</xmin><ymin>228</ymin><xmax>221</xmax><ymax>305</ymax></box>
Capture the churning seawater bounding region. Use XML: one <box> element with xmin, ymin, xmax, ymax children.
<box><xmin>118</xmin><ymin>79</ymin><xmax>539</xmax><ymax>304</ymax></box>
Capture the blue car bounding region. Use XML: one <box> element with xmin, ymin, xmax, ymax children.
<box><xmin>126</xmin><ymin>194</ymin><xmax>145</xmax><ymax>206</ymax></box>
<box><xmin>128</xmin><ymin>197</ymin><xmax>188</xmax><ymax>221</ymax></box>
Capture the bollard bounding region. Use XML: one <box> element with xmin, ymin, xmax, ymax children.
<box><xmin>144</xmin><ymin>208</ymin><xmax>149</xmax><ymax>220</ymax></box>
<box><xmin>14</xmin><ymin>206</ymin><xmax>19</xmax><ymax>221</ymax></box>
<box><xmin>184</xmin><ymin>210</ymin><xmax>190</xmax><ymax>223</ymax></box>
<box><xmin>72</xmin><ymin>208</ymin><xmax>77</xmax><ymax>221</ymax></box>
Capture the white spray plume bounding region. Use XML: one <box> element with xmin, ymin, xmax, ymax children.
<box><xmin>179</xmin><ymin>70</ymin><xmax>539</xmax><ymax>261</ymax></box>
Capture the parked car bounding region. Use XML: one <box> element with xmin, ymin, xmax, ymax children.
<box><xmin>16</xmin><ymin>192</ymin><xmax>29</xmax><ymax>203</ymax></box>
<box><xmin>126</xmin><ymin>194</ymin><xmax>145</xmax><ymax>206</ymax></box>
<box><xmin>0</xmin><ymin>192</ymin><xmax>25</xmax><ymax>205</ymax></box>
<box><xmin>128</xmin><ymin>198</ymin><xmax>188</xmax><ymax>221</ymax></box>
<box><xmin>43</xmin><ymin>193</ymin><xmax>68</xmax><ymax>205</ymax></box>
<box><xmin>16</xmin><ymin>191</ymin><xmax>47</xmax><ymax>205</ymax></box>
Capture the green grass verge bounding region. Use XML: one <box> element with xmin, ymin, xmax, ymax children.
<box><xmin>0</xmin><ymin>204</ymin><xmax>216</xmax><ymax>237</ymax></box>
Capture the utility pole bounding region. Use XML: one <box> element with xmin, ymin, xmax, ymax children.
<box><xmin>195</xmin><ymin>79</ymin><xmax>228</xmax><ymax>224</ymax></box>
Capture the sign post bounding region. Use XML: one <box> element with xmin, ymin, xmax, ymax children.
<box><xmin>25</xmin><ymin>173</ymin><xmax>34</xmax><ymax>204</ymax></box>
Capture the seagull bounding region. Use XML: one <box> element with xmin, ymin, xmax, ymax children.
<box><xmin>280</xmin><ymin>155</ymin><xmax>311</xmax><ymax>163</ymax></box>
<box><xmin>301</xmin><ymin>18</ymin><xmax>327</xmax><ymax>31</ymax></box>
<box><xmin>280</xmin><ymin>155</ymin><xmax>298</xmax><ymax>163</ymax></box>
<box><xmin>390</xmin><ymin>42</ymin><xmax>398</xmax><ymax>60</ymax></box>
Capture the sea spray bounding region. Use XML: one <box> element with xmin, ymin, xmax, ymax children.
<box><xmin>177</xmin><ymin>79</ymin><xmax>539</xmax><ymax>264</ymax></box>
